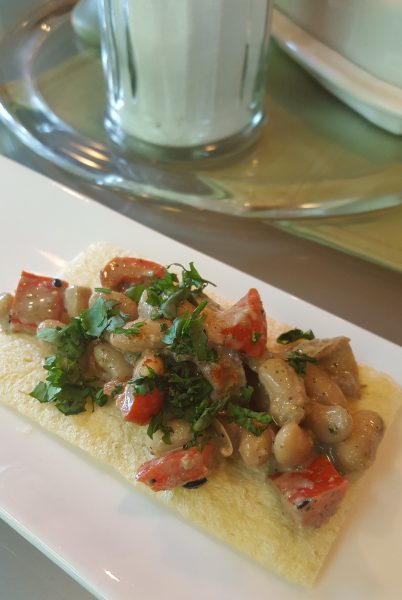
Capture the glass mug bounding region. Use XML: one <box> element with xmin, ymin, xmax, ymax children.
<box><xmin>99</xmin><ymin>0</ymin><xmax>272</xmax><ymax>160</ymax></box>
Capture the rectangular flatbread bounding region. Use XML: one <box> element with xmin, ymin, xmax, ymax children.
<box><xmin>1</xmin><ymin>243</ymin><xmax>401</xmax><ymax>587</ymax></box>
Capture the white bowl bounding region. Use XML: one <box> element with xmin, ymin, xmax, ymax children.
<box><xmin>273</xmin><ymin>0</ymin><xmax>402</xmax><ymax>134</ymax></box>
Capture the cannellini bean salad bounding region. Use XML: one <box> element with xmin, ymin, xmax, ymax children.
<box><xmin>0</xmin><ymin>257</ymin><xmax>385</xmax><ymax>528</ymax></box>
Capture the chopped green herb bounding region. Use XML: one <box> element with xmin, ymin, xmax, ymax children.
<box><xmin>29</xmin><ymin>358</ymin><xmax>107</xmax><ymax>416</ymax></box>
<box><xmin>37</xmin><ymin>319</ymin><xmax>86</xmax><ymax>360</ymax></box>
<box><xmin>147</xmin><ymin>412</ymin><xmax>173</xmax><ymax>444</ymax></box>
<box><xmin>286</xmin><ymin>350</ymin><xmax>317</xmax><ymax>376</ymax></box>
<box><xmin>161</xmin><ymin>300</ymin><xmax>214</xmax><ymax>361</ymax></box>
<box><xmin>111</xmin><ymin>383</ymin><xmax>123</xmax><ymax>396</ymax></box>
<box><xmin>112</xmin><ymin>322</ymin><xmax>145</xmax><ymax>336</ymax></box>
<box><xmin>170</xmin><ymin>261</ymin><xmax>215</xmax><ymax>292</ymax></box>
<box><xmin>251</xmin><ymin>331</ymin><xmax>262</xmax><ymax>344</ymax></box>
<box><xmin>94</xmin><ymin>388</ymin><xmax>109</xmax><ymax>407</ymax></box>
<box><xmin>226</xmin><ymin>402</ymin><xmax>272</xmax><ymax>436</ymax></box>
<box><xmin>141</xmin><ymin>271</ymin><xmax>178</xmax><ymax>310</ymax></box>
<box><xmin>158</xmin><ymin>286</ymin><xmax>191</xmax><ymax>320</ymax></box>
<box><xmin>129</xmin><ymin>368</ymin><xmax>164</xmax><ymax>396</ymax></box>
<box><xmin>145</xmin><ymin>357</ymin><xmax>216</xmax><ymax>441</ymax></box>
<box><xmin>94</xmin><ymin>287</ymin><xmax>112</xmax><ymax>294</ymax></box>
<box><xmin>240</xmin><ymin>386</ymin><xmax>254</xmax><ymax>403</ymax></box>
<box><xmin>79</xmin><ymin>296</ymin><xmax>109</xmax><ymax>337</ymax></box>
<box><xmin>124</xmin><ymin>282</ymin><xmax>148</xmax><ymax>303</ymax></box>
<box><xmin>192</xmin><ymin>396</ymin><xmax>228</xmax><ymax>432</ymax></box>
<box><xmin>277</xmin><ymin>328</ymin><xmax>315</xmax><ymax>344</ymax></box>
<box><xmin>135</xmin><ymin>262</ymin><xmax>214</xmax><ymax>321</ymax></box>
<box><xmin>31</xmin><ymin>297</ymin><xmax>124</xmax><ymax>416</ymax></box>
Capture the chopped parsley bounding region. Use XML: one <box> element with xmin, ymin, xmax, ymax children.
<box><xmin>128</xmin><ymin>366</ymin><xmax>164</xmax><ymax>396</ymax></box>
<box><xmin>161</xmin><ymin>300</ymin><xmax>216</xmax><ymax>361</ymax></box>
<box><xmin>146</xmin><ymin>357</ymin><xmax>217</xmax><ymax>442</ymax></box>
<box><xmin>170</xmin><ymin>261</ymin><xmax>214</xmax><ymax>292</ymax></box>
<box><xmin>31</xmin><ymin>296</ymin><xmax>133</xmax><ymax>415</ymax></box>
<box><xmin>29</xmin><ymin>354</ymin><xmax>106</xmax><ymax>415</ymax></box>
<box><xmin>276</xmin><ymin>328</ymin><xmax>315</xmax><ymax>344</ymax></box>
<box><xmin>226</xmin><ymin>402</ymin><xmax>272</xmax><ymax>436</ymax></box>
<box><xmin>124</xmin><ymin>282</ymin><xmax>148</xmax><ymax>303</ymax></box>
<box><xmin>240</xmin><ymin>385</ymin><xmax>254</xmax><ymax>403</ymax></box>
<box><xmin>251</xmin><ymin>331</ymin><xmax>262</xmax><ymax>344</ymax></box>
<box><xmin>286</xmin><ymin>350</ymin><xmax>317</xmax><ymax>376</ymax></box>
<box><xmin>37</xmin><ymin>319</ymin><xmax>86</xmax><ymax>360</ymax></box>
<box><xmin>112</xmin><ymin>322</ymin><xmax>145</xmax><ymax>336</ymax></box>
<box><xmin>125</xmin><ymin>263</ymin><xmax>215</xmax><ymax>322</ymax></box>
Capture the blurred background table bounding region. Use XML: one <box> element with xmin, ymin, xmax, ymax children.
<box><xmin>0</xmin><ymin>1</ymin><xmax>401</xmax><ymax>599</ymax></box>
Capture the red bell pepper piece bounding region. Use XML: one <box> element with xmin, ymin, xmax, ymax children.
<box><xmin>136</xmin><ymin>443</ymin><xmax>218</xmax><ymax>491</ymax></box>
<box><xmin>206</xmin><ymin>288</ymin><xmax>267</xmax><ymax>357</ymax></box>
<box><xmin>10</xmin><ymin>271</ymin><xmax>68</xmax><ymax>332</ymax></box>
<box><xmin>271</xmin><ymin>455</ymin><xmax>348</xmax><ymax>528</ymax></box>
<box><xmin>117</xmin><ymin>385</ymin><xmax>165</xmax><ymax>425</ymax></box>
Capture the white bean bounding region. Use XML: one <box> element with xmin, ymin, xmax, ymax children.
<box><xmin>64</xmin><ymin>285</ymin><xmax>91</xmax><ymax>318</ymax></box>
<box><xmin>239</xmin><ymin>427</ymin><xmax>275</xmax><ymax>468</ymax></box>
<box><xmin>93</xmin><ymin>342</ymin><xmax>132</xmax><ymax>381</ymax></box>
<box><xmin>137</xmin><ymin>290</ymin><xmax>155</xmax><ymax>319</ymax></box>
<box><xmin>304</xmin><ymin>364</ymin><xmax>347</xmax><ymax>407</ymax></box>
<box><xmin>37</xmin><ymin>319</ymin><xmax>65</xmax><ymax>331</ymax></box>
<box><xmin>110</xmin><ymin>319</ymin><xmax>167</xmax><ymax>352</ymax></box>
<box><xmin>133</xmin><ymin>352</ymin><xmax>164</xmax><ymax>378</ymax></box>
<box><xmin>304</xmin><ymin>404</ymin><xmax>353</xmax><ymax>444</ymax></box>
<box><xmin>332</xmin><ymin>410</ymin><xmax>384</xmax><ymax>473</ymax></box>
<box><xmin>148</xmin><ymin>419</ymin><xmax>193</xmax><ymax>455</ymax></box>
<box><xmin>296</xmin><ymin>337</ymin><xmax>360</xmax><ymax>398</ymax></box>
<box><xmin>258</xmin><ymin>358</ymin><xmax>307</xmax><ymax>425</ymax></box>
<box><xmin>89</xmin><ymin>290</ymin><xmax>138</xmax><ymax>320</ymax></box>
<box><xmin>273</xmin><ymin>422</ymin><xmax>313</xmax><ymax>468</ymax></box>
<box><xmin>196</xmin><ymin>347</ymin><xmax>246</xmax><ymax>400</ymax></box>
<box><xmin>0</xmin><ymin>292</ymin><xmax>13</xmax><ymax>319</ymax></box>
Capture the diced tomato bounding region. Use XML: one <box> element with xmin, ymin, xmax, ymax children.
<box><xmin>136</xmin><ymin>443</ymin><xmax>218</xmax><ymax>491</ymax></box>
<box><xmin>206</xmin><ymin>288</ymin><xmax>267</xmax><ymax>357</ymax></box>
<box><xmin>100</xmin><ymin>257</ymin><xmax>165</xmax><ymax>291</ymax></box>
<box><xmin>10</xmin><ymin>271</ymin><xmax>68</xmax><ymax>332</ymax></box>
<box><xmin>271</xmin><ymin>455</ymin><xmax>348</xmax><ymax>528</ymax></box>
<box><xmin>116</xmin><ymin>385</ymin><xmax>165</xmax><ymax>425</ymax></box>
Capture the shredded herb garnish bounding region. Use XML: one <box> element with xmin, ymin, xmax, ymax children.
<box><xmin>240</xmin><ymin>385</ymin><xmax>254</xmax><ymax>403</ymax></box>
<box><xmin>146</xmin><ymin>357</ymin><xmax>218</xmax><ymax>442</ymax></box>
<box><xmin>251</xmin><ymin>331</ymin><xmax>262</xmax><ymax>344</ymax></box>
<box><xmin>277</xmin><ymin>328</ymin><xmax>315</xmax><ymax>344</ymax></box>
<box><xmin>162</xmin><ymin>300</ymin><xmax>215</xmax><ymax>361</ymax></box>
<box><xmin>126</xmin><ymin>263</ymin><xmax>215</xmax><ymax>322</ymax></box>
<box><xmin>124</xmin><ymin>282</ymin><xmax>148</xmax><ymax>303</ymax></box>
<box><xmin>226</xmin><ymin>402</ymin><xmax>272</xmax><ymax>436</ymax></box>
<box><xmin>31</xmin><ymin>296</ymin><xmax>133</xmax><ymax>415</ymax></box>
<box><xmin>112</xmin><ymin>322</ymin><xmax>145</xmax><ymax>336</ymax></box>
<box><xmin>286</xmin><ymin>350</ymin><xmax>317</xmax><ymax>376</ymax></box>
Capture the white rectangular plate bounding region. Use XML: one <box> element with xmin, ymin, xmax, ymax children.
<box><xmin>1</xmin><ymin>156</ymin><xmax>402</xmax><ymax>600</ymax></box>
